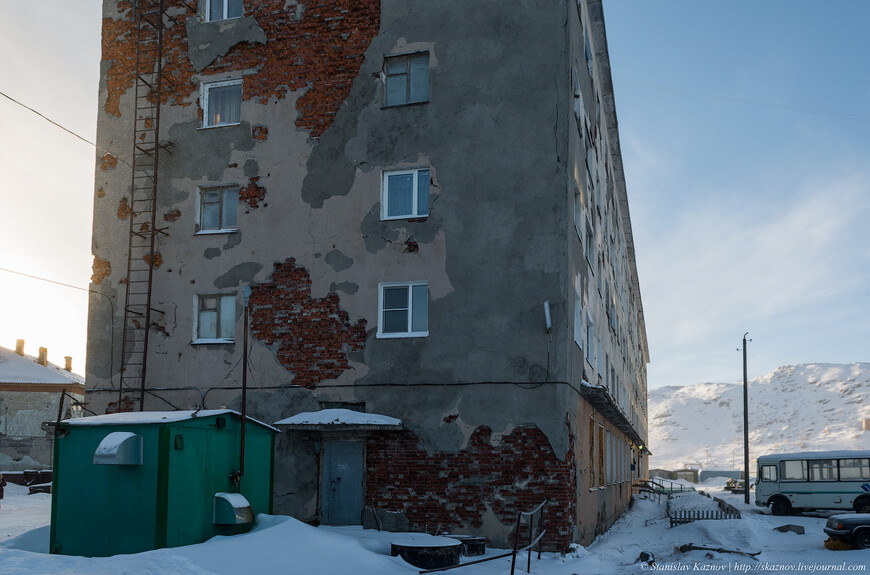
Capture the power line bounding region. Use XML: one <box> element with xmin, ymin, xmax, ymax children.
<box><xmin>1</xmin><ymin>265</ymin><xmax>118</xmax><ymax>389</ymax></box>
<box><xmin>0</xmin><ymin>266</ymin><xmax>90</xmax><ymax>294</ymax></box>
<box><xmin>0</xmin><ymin>89</ymin><xmax>133</xmax><ymax>169</ymax></box>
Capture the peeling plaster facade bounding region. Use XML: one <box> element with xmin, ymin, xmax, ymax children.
<box><xmin>86</xmin><ymin>0</ymin><xmax>649</xmax><ymax>548</ymax></box>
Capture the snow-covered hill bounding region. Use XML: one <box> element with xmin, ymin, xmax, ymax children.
<box><xmin>649</xmin><ymin>363</ymin><xmax>870</xmax><ymax>470</ymax></box>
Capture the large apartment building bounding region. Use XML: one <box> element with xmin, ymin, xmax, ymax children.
<box><xmin>86</xmin><ymin>0</ymin><xmax>649</xmax><ymax>548</ymax></box>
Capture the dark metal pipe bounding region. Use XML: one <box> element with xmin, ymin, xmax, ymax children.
<box><xmin>238</xmin><ymin>299</ymin><xmax>249</xmax><ymax>482</ymax></box>
<box><xmin>88</xmin><ymin>386</ymin><xmax>205</xmax><ymax>407</ymax></box>
<box><xmin>742</xmin><ymin>332</ymin><xmax>750</xmax><ymax>505</ymax></box>
<box><xmin>55</xmin><ymin>389</ymin><xmax>67</xmax><ymax>436</ymax></box>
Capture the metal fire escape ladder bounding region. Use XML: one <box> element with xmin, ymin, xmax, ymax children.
<box><xmin>119</xmin><ymin>0</ymin><xmax>169</xmax><ymax>412</ymax></box>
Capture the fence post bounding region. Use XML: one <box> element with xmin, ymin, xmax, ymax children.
<box><xmin>510</xmin><ymin>512</ymin><xmax>521</xmax><ymax>575</ymax></box>
<box><xmin>527</xmin><ymin>512</ymin><xmax>533</xmax><ymax>573</ymax></box>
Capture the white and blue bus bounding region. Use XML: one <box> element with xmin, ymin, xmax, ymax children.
<box><xmin>755</xmin><ymin>450</ymin><xmax>870</xmax><ymax>515</ymax></box>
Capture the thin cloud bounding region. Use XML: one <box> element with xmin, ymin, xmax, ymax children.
<box><xmin>635</xmin><ymin>170</ymin><xmax>870</xmax><ymax>385</ymax></box>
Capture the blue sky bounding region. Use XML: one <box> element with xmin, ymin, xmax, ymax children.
<box><xmin>1</xmin><ymin>1</ymin><xmax>867</xmax><ymax>388</ymax></box>
<box><xmin>604</xmin><ymin>0</ymin><xmax>870</xmax><ymax>386</ymax></box>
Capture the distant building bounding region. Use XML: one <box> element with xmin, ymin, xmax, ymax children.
<box><xmin>0</xmin><ymin>340</ymin><xmax>84</xmax><ymax>470</ymax></box>
<box><xmin>86</xmin><ymin>0</ymin><xmax>649</xmax><ymax>548</ymax></box>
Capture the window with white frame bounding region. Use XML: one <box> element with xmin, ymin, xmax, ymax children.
<box><xmin>573</xmin><ymin>67</ymin><xmax>586</xmax><ymax>125</ymax></box>
<box><xmin>585</xmin><ymin>320</ymin><xmax>594</xmax><ymax>365</ymax></box>
<box><xmin>573</xmin><ymin>280</ymin><xmax>583</xmax><ymax>349</ymax></box>
<box><xmin>584</xmin><ymin>222</ymin><xmax>594</xmax><ymax>263</ymax></box>
<box><xmin>202</xmin><ymin>79</ymin><xmax>242</xmax><ymax>127</ymax></box>
<box><xmin>378</xmin><ymin>282</ymin><xmax>428</xmax><ymax>337</ymax></box>
<box><xmin>584</xmin><ymin>26</ymin><xmax>594</xmax><ymax>77</ymax></box>
<box><xmin>382</xmin><ymin>168</ymin><xmax>430</xmax><ymax>220</ymax></box>
<box><xmin>194</xmin><ymin>293</ymin><xmax>235</xmax><ymax>342</ymax></box>
<box><xmin>596</xmin><ymin>338</ymin><xmax>603</xmax><ymax>376</ymax></box>
<box><xmin>207</xmin><ymin>0</ymin><xmax>242</xmax><ymax>21</ymax></box>
<box><xmin>573</xmin><ymin>185</ymin><xmax>583</xmax><ymax>239</ymax></box>
<box><xmin>197</xmin><ymin>185</ymin><xmax>238</xmax><ymax>233</ymax></box>
<box><xmin>384</xmin><ymin>52</ymin><xmax>429</xmax><ymax>106</ymax></box>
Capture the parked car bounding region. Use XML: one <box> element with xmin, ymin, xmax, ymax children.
<box><xmin>824</xmin><ymin>514</ymin><xmax>870</xmax><ymax>549</ymax></box>
<box><xmin>725</xmin><ymin>478</ymin><xmax>753</xmax><ymax>494</ymax></box>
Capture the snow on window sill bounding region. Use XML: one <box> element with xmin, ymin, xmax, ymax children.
<box><xmin>192</xmin><ymin>338</ymin><xmax>235</xmax><ymax>345</ymax></box>
<box><xmin>380</xmin><ymin>214</ymin><xmax>429</xmax><ymax>222</ymax></box>
<box><xmin>195</xmin><ymin>229</ymin><xmax>239</xmax><ymax>236</ymax></box>
<box><xmin>198</xmin><ymin>122</ymin><xmax>241</xmax><ymax>130</ymax></box>
<box><xmin>376</xmin><ymin>331</ymin><xmax>428</xmax><ymax>339</ymax></box>
<box><xmin>204</xmin><ymin>16</ymin><xmax>242</xmax><ymax>23</ymax></box>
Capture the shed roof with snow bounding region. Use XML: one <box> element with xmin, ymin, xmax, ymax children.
<box><xmin>66</xmin><ymin>409</ymin><xmax>279</xmax><ymax>432</ymax></box>
<box><xmin>275</xmin><ymin>408</ymin><xmax>403</xmax><ymax>431</ymax></box>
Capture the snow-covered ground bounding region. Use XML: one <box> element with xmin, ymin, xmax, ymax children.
<box><xmin>1</xmin><ymin>477</ymin><xmax>867</xmax><ymax>574</ymax></box>
<box><xmin>649</xmin><ymin>363</ymin><xmax>870</xmax><ymax>470</ymax></box>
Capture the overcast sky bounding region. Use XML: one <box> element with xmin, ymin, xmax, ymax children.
<box><xmin>1</xmin><ymin>1</ymin><xmax>867</xmax><ymax>388</ymax></box>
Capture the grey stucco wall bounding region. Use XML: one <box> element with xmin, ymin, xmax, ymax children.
<box><xmin>86</xmin><ymin>0</ymin><xmax>648</xmax><ymax>547</ymax></box>
<box><xmin>88</xmin><ymin>0</ymin><xmax>575</xmax><ymax>447</ymax></box>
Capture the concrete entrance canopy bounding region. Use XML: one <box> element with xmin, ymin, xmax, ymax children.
<box><xmin>274</xmin><ymin>408</ymin><xmax>403</xmax><ymax>432</ymax></box>
<box><xmin>579</xmin><ymin>381</ymin><xmax>646</xmax><ymax>445</ymax></box>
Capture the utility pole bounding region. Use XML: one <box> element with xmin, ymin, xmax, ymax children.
<box><xmin>742</xmin><ymin>332</ymin><xmax>750</xmax><ymax>505</ymax></box>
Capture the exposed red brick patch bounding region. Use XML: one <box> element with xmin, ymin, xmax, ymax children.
<box><xmin>106</xmin><ymin>395</ymin><xmax>135</xmax><ymax>414</ymax></box>
<box><xmin>97</xmin><ymin>188</ymin><xmax>106</xmax><ymax>198</ymax></box>
<box><xmin>404</xmin><ymin>237</ymin><xmax>419</xmax><ymax>253</ymax></box>
<box><xmin>163</xmin><ymin>208</ymin><xmax>182</xmax><ymax>222</ymax></box>
<box><xmin>91</xmin><ymin>255</ymin><xmax>112</xmax><ymax>285</ymax></box>
<box><xmin>150</xmin><ymin>322</ymin><xmax>170</xmax><ymax>336</ymax></box>
<box><xmin>240</xmin><ymin>176</ymin><xmax>267</xmax><ymax>208</ymax></box>
<box><xmin>252</xmin><ymin>125</ymin><xmax>269</xmax><ymax>141</ymax></box>
<box><xmin>101</xmin><ymin>0</ymin><xmax>380</xmax><ymax>137</ymax></box>
<box><xmin>366</xmin><ymin>425</ymin><xmax>576</xmax><ymax>551</ymax></box>
<box><xmin>100</xmin><ymin>153</ymin><xmax>118</xmax><ymax>171</ymax></box>
<box><xmin>442</xmin><ymin>414</ymin><xmax>458</xmax><ymax>423</ymax></box>
<box><xmin>117</xmin><ymin>197</ymin><xmax>132</xmax><ymax>219</ymax></box>
<box><xmin>249</xmin><ymin>258</ymin><xmax>367</xmax><ymax>387</ymax></box>
<box><xmin>143</xmin><ymin>252</ymin><xmax>163</xmax><ymax>269</ymax></box>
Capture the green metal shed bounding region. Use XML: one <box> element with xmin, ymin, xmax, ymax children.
<box><xmin>50</xmin><ymin>409</ymin><xmax>276</xmax><ymax>557</ymax></box>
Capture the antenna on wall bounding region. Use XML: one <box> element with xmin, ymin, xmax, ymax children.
<box><xmin>543</xmin><ymin>301</ymin><xmax>552</xmax><ymax>334</ymax></box>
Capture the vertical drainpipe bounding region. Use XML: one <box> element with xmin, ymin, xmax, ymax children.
<box><xmin>233</xmin><ymin>286</ymin><xmax>252</xmax><ymax>491</ymax></box>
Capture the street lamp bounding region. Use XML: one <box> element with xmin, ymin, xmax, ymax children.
<box><xmin>741</xmin><ymin>332</ymin><xmax>751</xmax><ymax>505</ymax></box>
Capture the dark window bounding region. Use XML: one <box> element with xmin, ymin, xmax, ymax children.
<box><xmin>781</xmin><ymin>459</ymin><xmax>807</xmax><ymax>481</ymax></box>
<box><xmin>760</xmin><ymin>465</ymin><xmax>778</xmax><ymax>482</ymax></box>
<box><xmin>208</xmin><ymin>0</ymin><xmax>242</xmax><ymax>21</ymax></box>
<box><xmin>809</xmin><ymin>459</ymin><xmax>838</xmax><ymax>481</ymax></box>
<box><xmin>384</xmin><ymin>53</ymin><xmax>429</xmax><ymax>106</ymax></box>
<box><xmin>839</xmin><ymin>458</ymin><xmax>870</xmax><ymax>481</ymax></box>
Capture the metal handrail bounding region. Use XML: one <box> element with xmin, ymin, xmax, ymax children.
<box><xmin>417</xmin><ymin>499</ymin><xmax>549</xmax><ymax>575</ymax></box>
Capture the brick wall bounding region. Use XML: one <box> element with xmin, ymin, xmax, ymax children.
<box><xmin>249</xmin><ymin>258</ymin><xmax>367</xmax><ymax>386</ymax></box>
<box><xmin>102</xmin><ymin>0</ymin><xmax>381</xmax><ymax>137</ymax></box>
<box><xmin>366</xmin><ymin>424</ymin><xmax>576</xmax><ymax>551</ymax></box>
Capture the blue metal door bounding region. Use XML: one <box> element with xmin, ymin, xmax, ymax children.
<box><xmin>320</xmin><ymin>441</ymin><xmax>364</xmax><ymax>525</ymax></box>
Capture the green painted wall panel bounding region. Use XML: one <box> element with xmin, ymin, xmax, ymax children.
<box><xmin>51</xmin><ymin>413</ymin><xmax>275</xmax><ymax>557</ymax></box>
